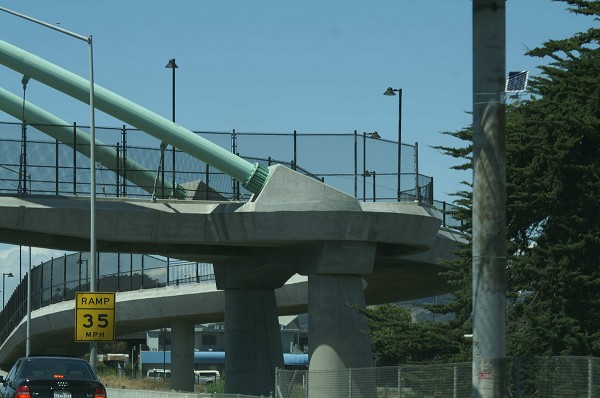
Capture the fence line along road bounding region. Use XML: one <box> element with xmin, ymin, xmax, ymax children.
<box><xmin>275</xmin><ymin>356</ymin><xmax>600</xmax><ymax>398</ymax></box>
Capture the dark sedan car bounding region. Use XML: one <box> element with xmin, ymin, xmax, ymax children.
<box><xmin>0</xmin><ymin>356</ymin><xmax>106</xmax><ymax>398</ymax></box>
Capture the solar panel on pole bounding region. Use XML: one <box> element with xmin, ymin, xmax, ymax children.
<box><xmin>505</xmin><ymin>71</ymin><xmax>529</xmax><ymax>92</ymax></box>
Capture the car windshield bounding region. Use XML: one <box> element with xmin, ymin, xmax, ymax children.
<box><xmin>25</xmin><ymin>358</ymin><xmax>94</xmax><ymax>380</ymax></box>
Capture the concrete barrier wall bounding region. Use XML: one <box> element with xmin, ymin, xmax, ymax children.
<box><xmin>106</xmin><ymin>388</ymin><xmax>263</xmax><ymax>398</ymax></box>
<box><xmin>106</xmin><ymin>389</ymin><xmax>207</xmax><ymax>398</ymax></box>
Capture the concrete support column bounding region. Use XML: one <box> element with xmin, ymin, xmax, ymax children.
<box><xmin>170</xmin><ymin>319</ymin><xmax>195</xmax><ymax>392</ymax></box>
<box><xmin>224</xmin><ymin>288</ymin><xmax>283</xmax><ymax>396</ymax></box>
<box><xmin>214</xmin><ymin>258</ymin><xmax>293</xmax><ymax>396</ymax></box>
<box><xmin>308</xmin><ymin>274</ymin><xmax>375</xmax><ymax>397</ymax></box>
<box><xmin>309</xmin><ymin>275</ymin><xmax>372</xmax><ymax>370</ymax></box>
<box><xmin>304</xmin><ymin>242</ymin><xmax>377</xmax><ymax>398</ymax></box>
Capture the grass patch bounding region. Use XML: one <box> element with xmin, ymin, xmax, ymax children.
<box><xmin>100</xmin><ymin>375</ymin><xmax>221</xmax><ymax>393</ymax></box>
<box><xmin>101</xmin><ymin>375</ymin><xmax>171</xmax><ymax>391</ymax></box>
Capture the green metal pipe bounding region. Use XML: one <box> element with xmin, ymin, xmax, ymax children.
<box><xmin>0</xmin><ymin>86</ymin><xmax>185</xmax><ymax>199</ymax></box>
<box><xmin>0</xmin><ymin>39</ymin><xmax>269</xmax><ymax>194</ymax></box>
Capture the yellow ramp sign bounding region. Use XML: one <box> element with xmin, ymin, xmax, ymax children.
<box><xmin>75</xmin><ymin>292</ymin><xmax>116</xmax><ymax>342</ymax></box>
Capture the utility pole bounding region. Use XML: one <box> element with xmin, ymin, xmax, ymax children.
<box><xmin>472</xmin><ymin>1</ymin><xmax>507</xmax><ymax>397</ymax></box>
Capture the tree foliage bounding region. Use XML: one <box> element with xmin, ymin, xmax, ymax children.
<box><xmin>363</xmin><ymin>304</ymin><xmax>466</xmax><ymax>365</ymax></box>
<box><xmin>367</xmin><ymin>0</ymin><xmax>600</xmax><ymax>363</ymax></box>
<box><xmin>98</xmin><ymin>340</ymin><xmax>127</xmax><ymax>354</ymax></box>
<box><xmin>504</xmin><ymin>0</ymin><xmax>600</xmax><ymax>357</ymax></box>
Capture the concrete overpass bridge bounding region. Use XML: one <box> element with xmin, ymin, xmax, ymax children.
<box><xmin>0</xmin><ymin>165</ymin><xmax>465</xmax><ymax>396</ymax></box>
<box><xmin>0</xmin><ymin>38</ymin><xmax>466</xmax><ymax>396</ymax></box>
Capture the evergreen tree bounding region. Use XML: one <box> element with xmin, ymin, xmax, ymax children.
<box><xmin>365</xmin><ymin>0</ymin><xmax>600</xmax><ymax>363</ymax></box>
<box><xmin>506</xmin><ymin>0</ymin><xmax>600</xmax><ymax>357</ymax></box>
<box><xmin>364</xmin><ymin>304</ymin><xmax>464</xmax><ymax>364</ymax></box>
<box><xmin>428</xmin><ymin>126</ymin><xmax>474</xmax><ymax>362</ymax></box>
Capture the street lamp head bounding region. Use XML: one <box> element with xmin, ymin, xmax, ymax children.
<box><xmin>367</xmin><ymin>131</ymin><xmax>381</xmax><ymax>139</ymax></box>
<box><xmin>165</xmin><ymin>59</ymin><xmax>178</xmax><ymax>69</ymax></box>
<box><xmin>3</xmin><ymin>272</ymin><xmax>14</xmax><ymax>278</ymax></box>
<box><xmin>21</xmin><ymin>75</ymin><xmax>30</xmax><ymax>88</ymax></box>
<box><xmin>383</xmin><ymin>87</ymin><xmax>396</xmax><ymax>96</ymax></box>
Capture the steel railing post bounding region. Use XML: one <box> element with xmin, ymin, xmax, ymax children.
<box><xmin>73</xmin><ymin>122</ymin><xmax>77</xmax><ymax>195</ymax></box>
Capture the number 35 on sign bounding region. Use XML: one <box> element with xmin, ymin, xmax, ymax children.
<box><xmin>75</xmin><ymin>292</ymin><xmax>116</xmax><ymax>342</ymax></box>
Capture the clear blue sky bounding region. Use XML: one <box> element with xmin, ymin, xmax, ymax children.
<box><xmin>0</xmin><ymin>1</ymin><xmax>592</xmax><ymax>295</ymax></box>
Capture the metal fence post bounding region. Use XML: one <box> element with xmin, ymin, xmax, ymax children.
<box><xmin>442</xmin><ymin>201</ymin><xmax>447</xmax><ymax>228</ymax></box>
<box><xmin>141</xmin><ymin>254</ymin><xmax>145</xmax><ymax>289</ymax></box>
<box><xmin>398</xmin><ymin>366</ymin><xmax>402</xmax><ymax>398</ymax></box>
<box><xmin>274</xmin><ymin>367</ymin><xmax>279</xmax><ymax>398</ymax></box>
<box><xmin>205</xmin><ymin>164</ymin><xmax>210</xmax><ymax>200</ymax></box>
<box><xmin>116</xmin><ymin>253</ymin><xmax>121</xmax><ymax>292</ymax></box>
<box><xmin>55</xmin><ymin>139</ymin><xmax>59</xmax><ymax>195</ymax></box>
<box><xmin>166</xmin><ymin>257</ymin><xmax>170</xmax><ymax>286</ymax></box>
<box><xmin>293</xmin><ymin>129</ymin><xmax>297</xmax><ymax>171</ymax></box>
<box><xmin>353</xmin><ymin>130</ymin><xmax>358</xmax><ymax>198</ymax></box>
<box><xmin>116</xmin><ymin>142</ymin><xmax>120</xmax><ymax>197</ymax></box>
<box><xmin>372</xmin><ymin>171</ymin><xmax>376</xmax><ymax>202</ymax></box>
<box><xmin>121</xmin><ymin>125</ymin><xmax>127</xmax><ymax>197</ymax></box>
<box><xmin>589</xmin><ymin>357</ymin><xmax>593</xmax><ymax>398</ymax></box>
<box><xmin>363</xmin><ymin>132</ymin><xmax>367</xmax><ymax>202</ymax></box>
<box><xmin>231</xmin><ymin>129</ymin><xmax>237</xmax><ymax>199</ymax></box>
<box><xmin>415</xmin><ymin>141</ymin><xmax>420</xmax><ymax>202</ymax></box>
<box><xmin>62</xmin><ymin>254</ymin><xmax>67</xmax><ymax>301</ymax></box>
<box><xmin>348</xmin><ymin>368</ymin><xmax>352</xmax><ymax>398</ymax></box>
<box><xmin>171</xmin><ymin>144</ymin><xmax>176</xmax><ymax>199</ymax></box>
<box><xmin>453</xmin><ymin>365</ymin><xmax>458</xmax><ymax>398</ymax></box>
<box><xmin>129</xmin><ymin>254</ymin><xmax>134</xmax><ymax>290</ymax></box>
<box><xmin>72</xmin><ymin>122</ymin><xmax>77</xmax><ymax>195</ymax></box>
<box><xmin>161</xmin><ymin>142</ymin><xmax>165</xmax><ymax>199</ymax></box>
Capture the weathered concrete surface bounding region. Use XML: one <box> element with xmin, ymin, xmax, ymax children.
<box><xmin>171</xmin><ymin>320</ymin><xmax>195</xmax><ymax>392</ymax></box>
<box><xmin>224</xmin><ymin>289</ymin><xmax>283</xmax><ymax>396</ymax></box>
<box><xmin>308</xmin><ymin>275</ymin><xmax>376</xmax><ymax>398</ymax></box>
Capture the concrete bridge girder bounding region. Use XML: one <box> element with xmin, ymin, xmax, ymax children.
<box><xmin>0</xmin><ymin>167</ymin><xmax>440</xmax><ymax>258</ymax></box>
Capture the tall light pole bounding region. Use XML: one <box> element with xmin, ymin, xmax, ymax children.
<box><xmin>2</xmin><ymin>272</ymin><xmax>14</xmax><ymax>309</ymax></box>
<box><xmin>383</xmin><ymin>87</ymin><xmax>403</xmax><ymax>201</ymax></box>
<box><xmin>472</xmin><ymin>1</ymin><xmax>507</xmax><ymax>397</ymax></box>
<box><xmin>0</xmin><ymin>5</ymin><xmax>98</xmax><ymax>369</ymax></box>
<box><xmin>165</xmin><ymin>59</ymin><xmax>178</xmax><ymax>198</ymax></box>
